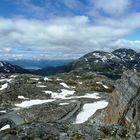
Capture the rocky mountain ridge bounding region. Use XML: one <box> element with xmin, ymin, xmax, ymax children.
<box><xmin>31</xmin><ymin>48</ymin><xmax>140</xmax><ymax>79</ymax></box>
<box><xmin>70</xmin><ymin>48</ymin><xmax>140</xmax><ymax>79</ymax></box>
<box><xmin>0</xmin><ymin>48</ymin><xmax>140</xmax><ymax>80</ymax></box>
<box><xmin>0</xmin><ymin>61</ymin><xmax>30</xmax><ymax>74</ymax></box>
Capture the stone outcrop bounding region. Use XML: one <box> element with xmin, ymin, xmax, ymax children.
<box><xmin>115</xmin><ymin>71</ymin><xmax>140</xmax><ymax>131</ymax></box>
<box><xmin>0</xmin><ymin>122</ymin><xmax>137</xmax><ymax>140</ymax></box>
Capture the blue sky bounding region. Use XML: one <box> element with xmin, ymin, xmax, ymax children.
<box><xmin>0</xmin><ymin>0</ymin><xmax>140</xmax><ymax>60</ymax></box>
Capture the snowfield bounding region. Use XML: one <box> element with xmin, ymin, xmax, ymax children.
<box><xmin>15</xmin><ymin>99</ymin><xmax>55</xmax><ymax>108</ymax></box>
<box><xmin>44</xmin><ymin>90</ymin><xmax>100</xmax><ymax>100</ymax></box>
<box><xmin>75</xmin><ymin>100</ymin><xmax>108</xmax><ymax>124</ymax></box>
<box><xmin>44</xmin><ymin>89</ymin><xmax>75</xmax><ymax>99</ymax></box>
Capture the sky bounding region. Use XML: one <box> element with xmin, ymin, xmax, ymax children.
<box><xmin>0</xmin><ymin>0</ymin><xmax>140</xmax><ymax>60</ymax></box>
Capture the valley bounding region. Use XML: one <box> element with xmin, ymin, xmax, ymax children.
<box><xmin>0</xmin><ymin>49</ymin><xmax>140</xmax><ymax>139</ymax></box>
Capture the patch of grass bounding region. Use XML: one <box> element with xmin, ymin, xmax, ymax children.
<box><xmin>136</xmin><ymin>72</ymin><xmax>140</xmax><ymax>77</ymax></box>
<box><xmin>71</xmin><ymin>133</ymin><xmax>85</xmax><ymax>140</ymax></box>
<box><xmin>46</xmin><ymin>136</ymin><xmax>55</xmax><ymax>140</ymax></box>
<box><xmin>3</xmin><ymin>128</ymin><xmax>17</xmax><ymax>135</ymax></box>
<box><xmin>119</xmin><ymin>129</ymin><xmax>130</xmax><ymax>140</ymax></box>
<box><xmin>66</xmin><ymin>80</ymin><xmax>77</xmax><ymax>86</ymax></box>
<box><xmin>100</xmin><ymin>127</ymin><xmax>111</xmax><ymax>137</ymax></box>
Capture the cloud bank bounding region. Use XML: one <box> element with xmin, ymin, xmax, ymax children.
<box><xmin>0</xmin><ymin>0</ymin><xmax>140</xmax><ymax>59</ymax></box>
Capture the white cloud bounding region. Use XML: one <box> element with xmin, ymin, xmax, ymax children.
<box><xmin>96</xmin><ymin>12</ymin><xmax>140</xmax><ymax>29</ymax></box>
<box><xmin>90</xmin><ymin>0</ymin><xmax>130</xmax><ymax>16</ymax></box>
<box><xmin>3</xmin><ymin>48</ymin><xmax>11</xmax><ymax>52</ymax></box>
<box><xmin>0</xmin><ymin>13</ymin><xmax>140</xmax><ymax>60</ymax></box>
<box><xmin>113</xmin><ymin>39</ymin><xmax>140</xmax><ymax>51</ymax></box>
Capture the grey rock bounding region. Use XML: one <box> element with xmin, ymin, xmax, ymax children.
<box><xmin>115</xmin><ymin>71</ymin><xmax>140</xmax><ymax>131</ymax></box>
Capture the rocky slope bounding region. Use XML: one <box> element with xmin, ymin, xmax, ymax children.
<box><xmin>70</xmin><ymin>48</ymin><xmax>140</xmax><ymax>79</ymax></box>
<box><xmin>34</xmin><ymin>48</ymin><xmax>140</xmax><ymax>79</ymax></box>
<box><xmin>0</xmin><ymin>71</ymin><xmax>139</xmax><ymax>139</ymax></box>
<box><xmin>0</xmin><ymin>61</ymin><xmax>30</xmax><ymax>74</ymax></box>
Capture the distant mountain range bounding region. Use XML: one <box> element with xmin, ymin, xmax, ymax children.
<box><xmin>1</xmin><ymin>48</ymin><xmax>140</xmax><ymax>79</ymax></box>
<box><xmin>31</xmin><ymin>48</ymin><xmax>140</xmax><ymax>79</ymax></box>
<box><xmin>0</xmin><ymin>61</ymin><xmax>30</xmax><ymax>74</ymax></box>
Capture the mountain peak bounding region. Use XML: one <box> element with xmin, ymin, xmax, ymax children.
<box><xmin>112</xmin><ymin>48</ymin><xmax>137</xmax><ymax>56</ymax></box>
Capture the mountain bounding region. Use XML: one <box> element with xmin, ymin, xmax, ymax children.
<box><xmin>34</xmin><ymin>48</ymin><xmax>140</xmax><ymax>79</ymax></box>
<box><xmin>70</xmin><ymin>51</ymin><xmax>123</xmax><ymax>79</ymax></box>
<box><xmin>0</xmin><ymin>61</ymin><xmax>30</xmax><ymax>74</ymax></box>
<box><xmin>2</xmin><ymin>48</ymin><xmax>139</xmax><ymax>78</ymax></box>
<box><xmin>112</xmin><ymin>48</ymin><xmax>140</xmax><ymax>69</ymax></box>
<box><xmin>71</xmin><ymin>48</ymin><xmax>140</xmax><ymax>79</ymax></box>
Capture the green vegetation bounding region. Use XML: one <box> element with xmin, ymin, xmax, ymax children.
<box><xmin>71</xmin><ymin>133</ymin><xmax>85</xmax><ymax>140</ymax></box>
<box><xmin>2</xmin><ymin>128</ymin><xmax>17</xmax><ymax>135</ymax></box>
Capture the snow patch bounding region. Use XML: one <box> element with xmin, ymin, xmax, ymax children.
<box><xmin>44</xmin><ymin>77</ymin><xmax>52</xmax><ymax>81</ymax></box>
<box><xmin>56</xmin><ymin>78</ymin><xmax>63</xmax><ymax>81</ymax></box>
<box><xmin>60</xmin><ymin>82</ymin><xmax>70</xmax><ymax>88</ymax></box>
<box><xmin>0</xmin><ymin>125</ymin><xmax>10</xmax><ymax>131</ymax></box>
<box><xmin>85</xmin><ymin>58</ymin><xmax>88</xmax><ymax>62</ymax></box>
<box><xmin>15</xmin><ymin>99</ymin><xmax>55</xmax><ymax>108</ymax></box>
<box><xmin>44</xmin><ymin>89</ymin><xmax>75</xmax><ymax>99</ymax></box>
<box><xmin>0</xmin><ymin>83</ymin><xmax>8</xmax><ymax>90</ymax></box>
<box><xmin>37</xmin><ymin>85</ymin><xmax>46</xmax><ymax>88</ymax></box>
<box><xmin>102</xmin><ymin>85</ymin><xmax>109</xmax><ymax>89</ymax></box>
<box><xmin>18</xmin><ymin>96</ymin><xmax>29</xmax><ymax>100</ymax></box>
<box><xmin>30</xmin><ymin>78</ymin><xmax>39</xmax><ymax>81</ymax></box>
<box><xmin>96</xmin><ymin>82</ymin><xmax>102</xmax><ymax>84</ymax></box>
<box><xmin>79</xmin><ymin>82</ymin><xmax>83</xmax><ymax>85</ymax></box>
<box><xmin>59</xmin><ymin>103</ymin><xmax>70</xmax><ymax>106</ymax></box>
<box><xmin>44</xmin><ymin>91</ymin><xmax>100</xmax><ymax>100</ymax></box>
<box><xmin>0</xmin><ymin>78</ymin><xmax>12</xmax><ymax>82</ymax></box>
<box><xmin>67</xmin><ymin>93</ymin><xmax>100</xmax><ymax>99</ymax></box>
<box><xmin>0</xmin><ymin>110</ymin><xmax>6</xmax><ymax>113</ymax></box>
<box><xmin>75</xmin><ymin>101</ymin><xmax>108</xmax><ymax>124</ymax></box>
<box><xmin>0</xmin><ymin>62</ymin><xmax>4</xmax><ymax>67</ymax></box>
<box><xmin>10</xmin><ymin>75</ymin><xmax>17</xmax><ymax>78</ymax></box>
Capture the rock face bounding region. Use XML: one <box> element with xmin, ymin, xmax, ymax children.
<box><xmin>115</xmin><ymin>71</ymin><xmax>140</xmax><ymax>131</ymax></box>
